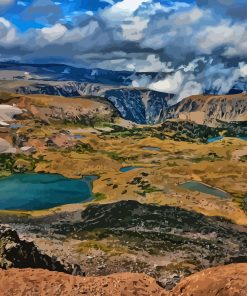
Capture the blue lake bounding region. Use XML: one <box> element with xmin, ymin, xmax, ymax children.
<box><xmin>207</xmin><ymin>136</ymin><xmax>247</xmax><ymax>143</ymax></box>
<box><xmin>180</xmin><ymin>181</ymin><xmax>230</xmax><ymax>199</ymax></box>
<box><xmin>120</xmin><ymin>166</ymin><xmax>144</xmax><ymax>173</ymax></box>
<box><xmin>0</xmin><ymin>174</ymin><xmax>97</xmax><ymax>211</ymax></box>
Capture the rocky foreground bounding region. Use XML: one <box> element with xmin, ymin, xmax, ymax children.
<box><xmin>0</xmin><ymin>269</ymin><xmax>167</xmax><ymax>296</ymax></box>
<box><xmin>0</xmin><ymin>263</ymin><xmax>246</xmax><ymax>296</ymax></box>
<box><xmin>0</xmin><ymin>223</ymin><xmax>246</xmax><ymax>295</ymax></box>
<box><xmin>171</xmin><ymin>263</ymin><xmax>247</xmax><ymax>296</ymax></box>
<box><xmin>2</xmin><ymin>200</ymin><xmax>247</xmax><ymax>288</ymax></box>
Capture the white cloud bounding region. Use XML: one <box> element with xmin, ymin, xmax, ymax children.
<box><xmin>111</xmin><ymin>0</ymin><xmax>150</xmax><ymax>15</ymax></box>
<box><xmin>178</xmin><ymin>81</ymin><xmax>203</xmax><ymax>101</ymax></box>
<box><xmin>239</xmin><ymin>62</ymin><xmax>247</xmax><ymax>77</ymax></box>
<box><xmin>0</xmin><ymin>18</ymin><xmax>17</xmax><ymax>44</ymax></box>
<box><xmin>172</xmin><ymin>7</ymin><xmax>203</xmax><ymax>25</ymax></box>
<box><xmin>39</xmin><ymin>23</ymin><xmax>67</xmax><ymax>43</ymax></box>
<box><xmin>102</xmin><ymin>0</ymin><xmax>150</xmax><ymax>23</ymax></box>
<box><xmin>148</xmin><ymin>68</ymin><xmax>204</xmax><ymax>101</ymax></box>
<box><xmin>149</xmin><ymin>71</ymin><xmax>184</xmax><ymax>93</ymax></box>
<box><xmin>17</xmin><ymin>1</ymin><xmax>27</xmax><ymax>7</ymax></box>
<box><xmin>196</xmin><ymin>21</ymin><xmax>246</xmax><ymax>55</ymax></box>
<box><xmin>144</xmin><ymin>58</ymin><xmax>247</xmax><ymax>101</ymax></box>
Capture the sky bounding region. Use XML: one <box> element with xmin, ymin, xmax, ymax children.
<box><xmin>0</xmin><ymin>0</ymin><xmax>246</xmax><ymax>97</ymax></box>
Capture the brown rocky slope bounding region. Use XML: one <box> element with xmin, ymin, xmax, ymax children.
<box><xmin>0</xmin><ymin>264</ymin><xmax>246</xmax><ymax>296</ymax></box>
<box><xmin>171</xmin><ymin>263</ymin><xmax>247</xmax><ymax>296</ymax></box>
<box><xmin>0</xmin><ymin>269</ymin><xmax>167</xmax><ymax>296</ymax></box>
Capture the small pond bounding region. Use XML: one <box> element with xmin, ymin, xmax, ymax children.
<box><xmin>10</xmin><ymin>123</ymin><xmax>23</xmax><ymax>129</ymax></box>
<box><xmin>120</xmin><ymin>166</ymin><xmax>144</xmax><ymax>173</ymax></box>
<box><xmin>73</xmin><ymin>134</ymin><xmax>85</xmax><ymax>139</ymax></box>
<box><xmin>0</xmin><ymin>173</ymin><xmax>97</xmax><ymax>211</ymax></box>
<box><xmin>207</xmin><ymin>136</ymin><xmax>247</xmax><ymax>143</ymax></box>
<box><xmin>207</xmin><ymin>136</ymin><xmax>224</xmax><ymax>143</ymax></box>
<box><xmin>180</xmin><ymin>181</ymin><xmax>230</xmax><ymax>199</ymax></box>
<box><xmin>142</xmin><ymin>146</ymin><xmax>161</xmax><ymax>151</ymax></box>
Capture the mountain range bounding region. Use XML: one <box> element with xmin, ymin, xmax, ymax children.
<box><xmin>0</xmin><ymin>62</ymin><xmax>246</xmax><ymax>125</ymax></box>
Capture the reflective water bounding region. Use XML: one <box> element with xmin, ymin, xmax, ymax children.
<box><xmin>0</xmin><ymin>174</ymin><xmax>97</xmax><ymax>210</ymax></box>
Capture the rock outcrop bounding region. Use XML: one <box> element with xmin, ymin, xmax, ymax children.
<box><xmin>171</xmin><ymin>263</ymin><xmax>247</xmax><ymax>296</ymax></box>
<box><xmin>0</xmin><ymin>268</ymin><xmax>167</xmax><ymax>296</ymax></box>
<box><xmin>0</xmin><ymin>225</ymin><xmax>82</xmax><ymax>275</ymax></box>
<box><xmin>0</xmin><ymin>91</ymin><xmax>119</xmax><ymax>125</ymax></box>
<box><xmin>0</xmin><ymin>138</ymin><xmax>16</xmax><ymax>154</ymax></box>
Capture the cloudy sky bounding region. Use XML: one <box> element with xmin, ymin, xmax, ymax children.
<box><xmin>0</xmin><ymin>0</ymin><xmax>246</xmax><ymax>97</ymax></box>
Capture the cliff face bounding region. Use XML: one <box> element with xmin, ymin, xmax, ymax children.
<box><xmin>167</xmin><ymin>94</ymin><xmax>247</xmax><ymax>126</ymax></box>
<box><xmin>0</xmin><ymin>225</ymin><xmax>82</xmax><ymax>275</ymax></box>
<box><xmin>104</xmin><ymin>88</ymin><xmax>173</xmax><ymax>124</ymax></box>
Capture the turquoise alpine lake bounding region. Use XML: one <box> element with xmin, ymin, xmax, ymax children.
<box><xmin>180</xmin><ymin>181</ymin><xmax>230</xmax><ymax>199</ymax></box>
<box><xmin>0</xmin><ymin>173</ymin><xmax>98</xmax><ymax>211</ymax></box>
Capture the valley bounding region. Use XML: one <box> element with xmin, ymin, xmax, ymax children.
<box><xmin>0</xmin><ymin>90</ymin><xmax>246</xmax><ymax>222</ymax></box>
<box><xmin>0</xmin><ymin>64</ymin><xmax>246</xmax><ymax>294</ymax></box>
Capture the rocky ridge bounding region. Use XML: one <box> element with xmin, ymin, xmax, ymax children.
<box><xmin>8</xmin><ymin>81</ymin><xmax>247</xmax><ymax>126</ymax></box>
<box><xmin>9</xmin><ymin>81</ymin><xmax>173</xmax><ymax>124</ymax></box>
<box><xmin>0</xmin><ymin>62</ymin><xmax>247</xmax><ymax>125</ymax></box>
<box><xmin>167</xmin><ymin>93</ymin><xmax>247</xmax><ymax>126</ymax></box>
